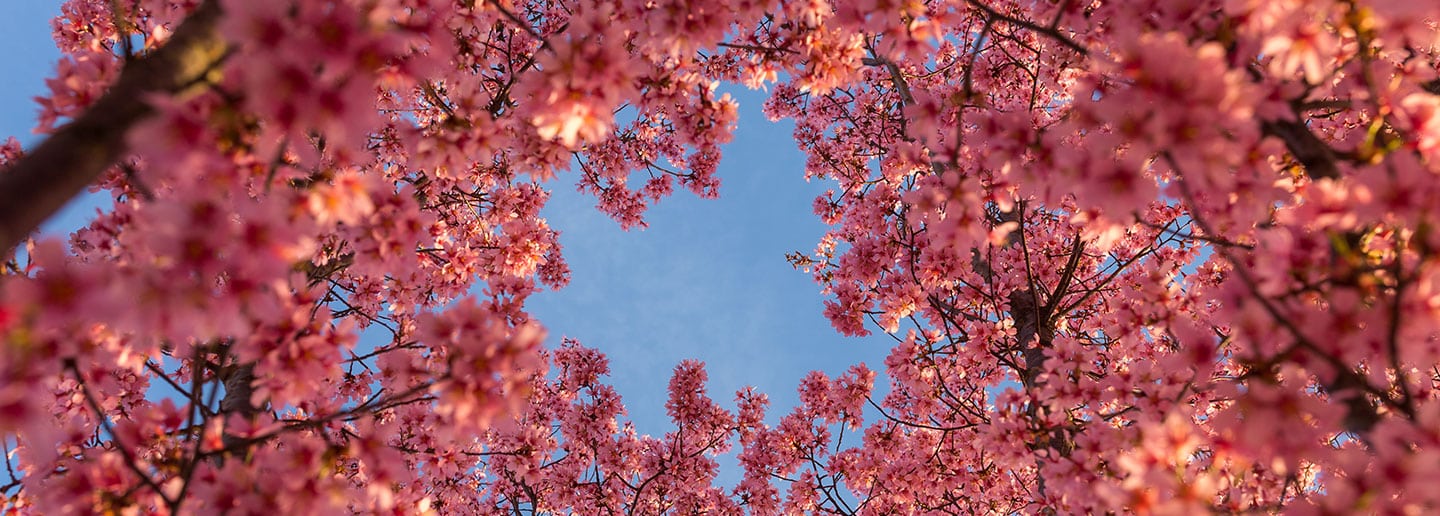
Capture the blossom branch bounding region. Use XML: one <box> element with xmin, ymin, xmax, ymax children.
<box><xmin>65</xmin><ymin>360</ymin><xmax>174</xmax><ymax>506</ymax></box>
<box><xmin>1167</xmin><ymin>154</ymin><xmax>1406</xmax><ymax>435</ymax></box>
<box><xmin>963</xmin><ymin>0</ymin><xmax>1087</xmax><ymax>56</ymax></box>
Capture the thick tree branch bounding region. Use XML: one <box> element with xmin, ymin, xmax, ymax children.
<box><xmin>0</xmin><ymin>0</ymin><xmax>225</xmax><ymax>252</ymax></box>
<box><xmin>1261</xmin><ymin>118</ymin><xmax>1340</xmax><ymax>180</ymax></box>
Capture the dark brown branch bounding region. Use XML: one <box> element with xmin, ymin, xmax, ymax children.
<box><xmin>1261</xmin><ymin>118</ymin><xmax>1340</xmax><ymax>180</ymax></box>
<box><xmin>0</xmin><ymin>0</ymin><xmax>226</xmax><ymax>252</ymax></box>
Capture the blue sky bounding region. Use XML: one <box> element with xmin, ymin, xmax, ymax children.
<box><xmin>2</xmin><ymin>1</ymin><xmax>890</xmax><ymax>470</ymax></box>
<box><xmin>2</xmin><ymin>1</ymin><xmax>102</xmax><ymax>235</ymax></box>
<box><xmin>1</xmin><ymin>4</ymin><xmax>63</xmax><ymax>146</ymax></box>
<box><xmin>527</xmin><ymin>86</ymin><xmax>891</xmax><ymax>436</ymax></box>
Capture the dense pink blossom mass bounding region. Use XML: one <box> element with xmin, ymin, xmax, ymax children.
<box><xmin>2</xmin><ymin>0</ymin><xmax>1440</xmax><ymax>513</ymax></box>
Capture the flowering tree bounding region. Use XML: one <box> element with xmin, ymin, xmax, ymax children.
<box><xmin>1</xmin><ymin>0</ymin><xmax>743</xmax><ymax>512</ymax></box>
<box><xmin>748</xmin><ymin>0</ymin><xmax>1440</xmax><ymax>512</ymax></box>
<box><xmin>2</xmin><ymin>0</ymin><xmax>1439</xmax><ymax>514</ymax></box>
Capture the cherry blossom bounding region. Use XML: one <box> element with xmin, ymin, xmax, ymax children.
<box><xmin>2</xmin><ymin>0</ymin><xmax>1440</xmax><ymax>513</ymax></box>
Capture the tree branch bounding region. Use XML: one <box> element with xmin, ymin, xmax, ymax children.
<box><xmin>0</xmin><ymin>0</ymin><xmax>226</xmax><ymax>252</ymax></box>
<box><xmin>1261</xmin><ymin>118</ymin><xmax>1340</xmax><ymax>180</ymax></box>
